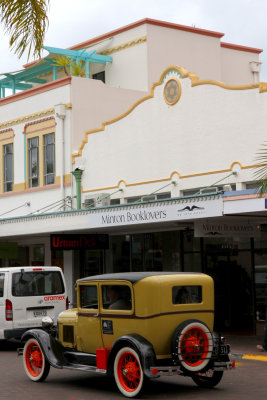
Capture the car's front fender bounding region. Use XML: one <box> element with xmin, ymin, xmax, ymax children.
<box><xmin>21</xmin><ymin>329</ymin><xmax>65</xmax><ymax>369</ymax></box>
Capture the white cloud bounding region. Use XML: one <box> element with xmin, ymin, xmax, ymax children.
<box><xmin>0</xmin><ymin>0</ymin><xmax>266</xmax><ymax>79</ymax></box>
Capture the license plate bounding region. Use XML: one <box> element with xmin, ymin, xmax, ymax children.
<box><xmin>33</xmin><ymin>310</ymin><xmax>47</xmax><ymax>317</ymax></box>
<box><xmin>220</xmin><ymin>344</ymin><xmax>230</xmax><ymax>355</ymax></box>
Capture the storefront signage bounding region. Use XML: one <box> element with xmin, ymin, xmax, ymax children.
<box><xmin>88</xmin><ymin>198</ymin><xmax>222</xmax><ymax>228</ymax></box>
<box><xmin>194</xmin><ymin>220</ymin><xmax>261</xmax><ymax>237</ymax></box>
<box><xmin>50</xmin><ymin>234</ymin><xmax>109</xmax><ymax>250</ymax></box>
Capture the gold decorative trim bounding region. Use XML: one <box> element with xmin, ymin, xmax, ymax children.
<box><xmin>64</xmin><ymin>174</ymin><xmax>71</xmax><ymax>185</ymax></box>
<box><xmin>259</xmin><ymin>83</ymin><xmax>267</xmax><ymax>93</ymax></box>
<box><xmin>81</xmin><ymin>162</ymin><xmax>261</xmax><ymax>194</ymax></box>
<box><xmin>13</xmin><ymin>183</ymin><xmax>26</xmax><ymax>192</ymax></box>
<box><xmin>72</xmin><ymin>65</ymin><xmax>267</xmax><ymax>164</ymax></box>
<box><xmin>100</xmin><ymin>35</ymin><xmax>147</xmax><ymax>56</ymax></box>
<box><xmin>0</xmin><ymin>108</ymin><xmax>55</xmax><ymax>130</ymax></box>
<box><xmin>163</xmin><ymin>78</ymin><xmax>182</xmax><ymax>105</ymax></box>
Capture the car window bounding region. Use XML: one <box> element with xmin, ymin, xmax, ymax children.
<box><xmin>0</xmin><ymin>274</ymin><xmax>4</xmax><ymax>297</ymax></box>
<box><xmin>12</xmin><ymin>271</ymin><xmax>64</xmax><ymax>296</ymax></box>
<box><xmin>102</xmin><ymin>285</ymin><xmax>132</xmax><ymax>310</ymax></box>
<box><xmin>79</xmin><ymin>285</ymin><xmax>98</xmax><ymax>309</ymax></box>
<box><xmin>172</xmin><ymin>285</ymin><xmax>202</xmax><ymax>304</ymax></box>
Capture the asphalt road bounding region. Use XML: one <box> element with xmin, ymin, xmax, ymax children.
<box><xmin>0</xmin><ymin>341</ymin><xmax>266</xmax><ymax>400</ymax></box>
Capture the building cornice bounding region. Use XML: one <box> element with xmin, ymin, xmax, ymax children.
<box><xmin>0</xmin><ymin>76</ymin><xmax>72</xmax><ymax>106</ymax></box>
<box><xmin>0</xmin><ymin>108</ymin><xmax>55</xmax><ymax>129</ymax></box>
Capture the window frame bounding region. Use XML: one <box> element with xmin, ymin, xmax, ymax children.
<box><xmin>26</xmin><ymin>129</ymin><xmax>56</xmax><ymax>189</ymax></box>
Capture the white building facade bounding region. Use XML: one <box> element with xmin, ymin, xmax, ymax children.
<box><xmin>1</xmin><ymin>19</ymin><xmax>267</xmax><ymax>334</ymax></box>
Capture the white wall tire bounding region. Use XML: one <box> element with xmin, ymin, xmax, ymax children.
<box><xmin>23</xmin><ymin>338</ymin><xmax>50</xmax><ymax>382</ymax></box>
<box><xmin>174</xmin><ymin>320</ymin><xmax>213</xmax><ymax>372</ymax></box>
<box><xmin>114</xmin><ymin>346</ymin><xmax>144</xmax><ymax>398</ymax></box>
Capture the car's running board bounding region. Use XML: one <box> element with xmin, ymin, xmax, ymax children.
<box><xmin>63</xmin><ymin>363</ymin><xmax>107</xmax><ymax>373</ymax></box>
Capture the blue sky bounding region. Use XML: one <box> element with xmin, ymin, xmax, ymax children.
<box><xmin>0</xmin><ymin>0</ymin><xmax>266</xmax><ymax>80</ymax></box>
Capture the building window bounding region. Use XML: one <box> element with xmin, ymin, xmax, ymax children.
<box><xmin>28</xmin><ymin>137</ymin><xmax>39</xmax><ymax>188</ymax></box>
<box><xmin>44</xmin><ymin>133</ymin><xmax>55</xmax><ymax>185</ymax></box>
<box><xmin>93</xmin><ymin>71</ymin><xmax>105</xmax><ymax>83</ymax></box>
<box><xmin>3</xmin><ymin>143</ymin><xmax>13</xmax><ymax>192</ymax></box>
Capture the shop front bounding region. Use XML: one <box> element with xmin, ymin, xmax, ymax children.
<box><xmin>1</xmin><ymin>193</ymin><xmax>266</xmax><ymax>335</ymax></box>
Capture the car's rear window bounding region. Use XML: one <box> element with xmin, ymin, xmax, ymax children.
<box><xmin>12</xmin><ymin>271</ymin><xmax>64</xmax><ymax>296</ymax></box>
<box><xmin>172</xmin><ymin>285</ymin><xmax>202</xmax><ymax>304</ymax></box>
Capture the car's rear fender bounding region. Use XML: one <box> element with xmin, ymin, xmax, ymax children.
<box><xmin>108</xmin><ymin>333</ymin><xmax>157</xmax><ymax>378</ymax></box>
<box><xmin>21</xmin><ymin>329</ymin><xmax>65</xmax><ymax>369</ymax></box>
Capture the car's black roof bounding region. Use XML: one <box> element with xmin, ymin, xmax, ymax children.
<box><xmin>77</xmin><ymin>271</ymin><xmax>202</xmax><ymax>284</ymax></box>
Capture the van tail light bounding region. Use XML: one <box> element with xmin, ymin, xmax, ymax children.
<box><xmin>6</xmin><ymin>299</ymin><xmax>13</xmax><ymax>321</ymax></box>
<box><xmin>66</xmin><ymin>296</ymin><xmax>69</xmax><ymax>310</ymax></box>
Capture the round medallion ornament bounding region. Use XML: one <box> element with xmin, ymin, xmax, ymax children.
<box><xmin>164</xmin><ymin>79</ymin><xmax>181</xmax><ymax>105</ymax></box>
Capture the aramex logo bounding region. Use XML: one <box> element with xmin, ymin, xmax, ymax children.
<box><xmin>44</xmin><ymin>295</ymin><xmax>65</xmax><ymax>301</ymax></box>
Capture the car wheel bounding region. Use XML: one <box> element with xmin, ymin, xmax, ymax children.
<box><xmin>172</xmin><ymin>319</ymin><xmax>213</xmax><ymax>372</ymax></box>
<box><xmin>192</xmin><ymin>370</ymin><xmax>223</xmax><ymax>388</ymax></box>
<box><xmin>114</xmin><ymin>346</ymin><xmax>144</xmax><ymax>398</ymax></box>
<box><xmin>23</xmin><ymin>338</ymin><xmax>50</xmax><ymax>382</ymax></box>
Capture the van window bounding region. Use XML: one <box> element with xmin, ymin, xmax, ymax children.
<box><xmin>0</xmin><ymin>274</ymin><xmax>4</xmax><ymax>297</ymax></box>
<box><xmin>172</xmin><ymin>286</ymin><xmax>202</xmax><ymax>304</ymax></box>
<box><xmin>12</xmin><ymin>271</ymin><xmax>64</xmax><ymax>297</ymax></box>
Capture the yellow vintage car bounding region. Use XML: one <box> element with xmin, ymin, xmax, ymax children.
<box><xmin>19</xmin><ymin>272</ymin><xmax>234</xmax><ymax>397</ymax></box>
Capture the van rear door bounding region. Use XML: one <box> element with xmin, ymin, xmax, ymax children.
<box><xmin>0</xmin><ymin>272</ymin><xmax>9</xmax><ymax>339</ymax></box>
<box><xmin>10</xmin><ymin>267</ymin><xmax>66</xmax><ymax>330</ymax></box>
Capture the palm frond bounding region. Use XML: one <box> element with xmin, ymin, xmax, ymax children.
<box><xmin>253</xmin><ymin>141</ymin><xmax>267</xmax><ymax>195</ymax></box>
<box><xmin>0</xmin><ymin>0</ymin><xmax>50</xmax><ymax>59</ymax></box>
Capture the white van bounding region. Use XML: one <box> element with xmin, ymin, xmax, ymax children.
<box><xmin>0</xmin><ymin>266</ymin><xmax>67</xmax><ymax>340</ymax></box>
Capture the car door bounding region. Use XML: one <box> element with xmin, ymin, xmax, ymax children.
<box><xmin>76</xmin><ymin>282</ymin><xmax>104</xmax><ymax>353</ymax></box>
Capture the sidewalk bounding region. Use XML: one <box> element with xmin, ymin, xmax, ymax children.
<box><xmin>225</xmin><ymin>334</ymin><xmax>267</xmax><ymax>361</ymax></box>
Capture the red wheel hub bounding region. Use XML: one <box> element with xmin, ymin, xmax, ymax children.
<box><xmin>180</xmin><ymin>327</ymin><xmax>209</xmax><ymax>366</ymax></box>
<box><xmin>118</xmin><ymin>352</ymin><xmax>141</xmax><ymax>391</ymax></box>
<box><xmin>25</xmin><ymin>342</ymin><xmax>43</xmax><ymax>376</ymax></box>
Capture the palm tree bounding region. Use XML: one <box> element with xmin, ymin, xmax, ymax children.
<box><xmin>0</xmin><ymin>0</ymin><xmax>49</xmax><ymax>60</ymax></box>
<box><xmin>254</xmin><ymin>143</ymin><xmax>267</xmax><ymax>195</ymax></box>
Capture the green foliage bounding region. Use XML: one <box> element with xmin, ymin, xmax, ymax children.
<box><xmin>52</xmin><ymin>55</ymin><xmax>85</xmax><ymax>77</ymax></box>
<box><xmin>0</xmin><ymin>0</ymin><xmax>50</xmax><ymax>59</ymax></box>
<box><xmin>52</xmin><ymin>55</ymin><xmax>71</xmax><ymax>76</ymax></box>
<box><xmin>253</xmin><ymin>142</ymin><xmax>267</xmax><ymax>195</ymax></box>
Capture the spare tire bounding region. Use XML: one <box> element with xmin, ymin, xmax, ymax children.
<box><xmin>172</xmin><ymin>319</ymin><xmax>213</xmax><ymax>372</ymax></box>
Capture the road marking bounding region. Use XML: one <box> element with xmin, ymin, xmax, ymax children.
<box><xmin>242</xmin><ymin>354</ymin><xmax>267</xmax><ymax>362</ymax></box>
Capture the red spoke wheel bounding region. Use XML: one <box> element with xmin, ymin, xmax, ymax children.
<box><xmin>114</xmin><ymin>347</ymin><xmax>144</xmax><ymax>398</ymax></box>
<box><xmin>23</xmin><ymin>338</ymin><xmax>50</xmax><ymax>382</ymax></box>
<box><xmin>192</xmin><ymin>370</ymin><xmax>224</xmax><ymax>388</ymax></box>
<box><xmin>172</xmin><ymin>320</ymin><xmax>213</xmax><ymax>372</ymax></box>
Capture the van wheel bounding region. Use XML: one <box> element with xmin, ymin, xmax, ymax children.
<box><xmin>23</xmin><ymin>338</ymin><xmax>50</xmax><ymax>381</ymax></box>
<box><xmin>192</xmin><ymin>370</ymin><xmax>223</xmax><ymax>388</ymax></box>
<box><xmin>114</xmin><ymin>346</ymin><xmax>144</xmax><ymax>398</ymax></box>
<box><xmin>172</xmin><ymin>319</ymin><xmax>213</xmax><ymax>372</ymax></box>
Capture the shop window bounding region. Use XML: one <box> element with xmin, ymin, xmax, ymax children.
<box><xmin>3</xmin><ymin>143</ymin><xmax>13</xmax><ymax>192</ymax></box>
<box><xmin>32</xmin><ymin>245</ymin><xmax>44</xmax><ymax>266</ymax></box>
